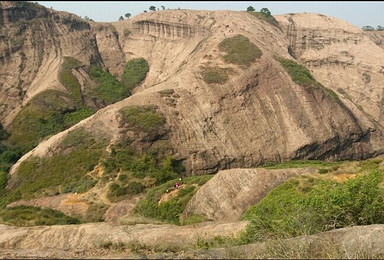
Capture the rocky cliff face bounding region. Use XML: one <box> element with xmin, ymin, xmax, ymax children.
<box><xmin>276</xmin><ymin>13</ymin><xmax>384</xmax><ymax>128</ymax></box>
<box><xmin>0</xmin><ymin>1</ymin><xmax>102</xmax><ymax>127</ymax></box>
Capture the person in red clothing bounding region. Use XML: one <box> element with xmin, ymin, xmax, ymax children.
<box><xmin>174</xmin><ymin>182</ymin><xmax>179</xmax><ymax>189</ymax></box>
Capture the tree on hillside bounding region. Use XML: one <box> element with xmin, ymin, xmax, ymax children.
<box><xmin>377</xmin><ymin>25</ymin><xmax>384</xmax><ymax>31</ymax></box>
<box><xmin>260</xmin><ymin>8</ymin><xmax>271</xmax><ymax>17</ymax></box>
<box><xmin>246</xmin><ymin>6</ymin><xmax>255</xmax><ymax>12</ymax></box>
<box><xmin>143</xmin><ymin>10</ymin><xmax>147</xmax><ymax>13</ymax></box>
<box><xmin>362</xmin><ymin>25</ymin><xmax>374</xmax><ymax>31</ymax></box>
<box><xmin>119</xmin><ymin>16</ymin><xmax>124</xmax><ymax>21</ymax></box>
<box><xmin>149</xmin><ymin>6</ymin><xmax>156</xmax><ymax>11</ymax></box>
<box><xmin>161</xmin><ymin>5</ymin><xmax>165</xmax><ymax>10</ymax></box>
<box><xmin>125</xmin><ymin>13</ymin><xmax>131</xmax><ymax>19</ymax></box>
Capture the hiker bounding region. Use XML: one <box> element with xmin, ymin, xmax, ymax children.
<box><xmin>174</xmin><ymin>182</ymin><xmax>179</xmax><ymax>189</ymax></box>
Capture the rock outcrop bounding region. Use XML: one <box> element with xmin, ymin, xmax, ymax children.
<box><xmin>184</xmin><ymin>167</ymin><xmax>316</xmax><ymax>221</ymax></box>
<box><xmin>0</xmin><ymin>221</ymin><xmax>248</xmax><ymax>258</ymax></box>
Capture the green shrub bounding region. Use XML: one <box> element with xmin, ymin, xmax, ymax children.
<box><xmin>102</xmin><ymin>147</ymin><xmax>180</xmax><ymax>186</ymax></box>
<box><xmin>135</xmin><ymin>175</ymin><xmax>213</xmax><ymax>224</ymax></box>
<box><xmin>278</xmin><ymin>58</ymin><xmax>321</xmax><ymax>88</ymax></box>
<box><xmin>126</xmin><ymin>181</ymin><xmax>145</xmax><ymax>195</ymax></box>
<box><xmin>0</xmin><ymin>205</ymin><xmax>79</xmax><ymax>226</ymax></box>
<box><xmin>59</xmin><ymin>71</ymin><xmax>82</xmax><ymax>106</ymax></box>
<box><xmin>59</xmin><ymin>57</ymin><xmax>83</xmax><ymax>106</ymax></box>
<box><xmin>61</xmin><ymin>56</ymin><xmax>83</xmax><ymax>71</ymax></box>
<box><xmin>246</xmin><ymin>11</ymin><xmax>279</xmax><ymax>27</ymax></box>
<box><xmin>318</xmin><ymin>168</ymin><xmax>329</xmax><ymax>174</ymax></box>
<box><xmin>218</xmin><ymin>35</ymin><xmax>262</xmax><ymax>66</ymax></box>
<box><xmin>62</xmin><ymin>176</ymin><xmax>97</xmax><ymax>194</ymax></box>
<box><xmin>63</xmin><ymin>107</ymin><xmax>94</xmax><ymax>127</ymax></box>
<box><xmin>117</xmin><ymin>173</ymin><xmax>129</xmax><ymax>182</ymax></box>
<box><xmin>362</xmin><ymin>72</ymin><xmax>371</xmax><ymax>83</ymax></box>
<box><xmin>119</xmin><ymin>105</ymin><xmax>166</xmax><ymax>131</ymax></box>
<box><xmin>88</xmin><ymin>66</ymin><xmax>130</xmax><ymax>105</ymax></box>
<box><xmin>201</xmin><ymin>66</ymin><xmax>233</xmax><ymax>84</ymax></box>
<box><xmin>158</xmin><ymin>89</ymin><xmax>175</xmax><ymax>95</ymax></box>
<box><xmin>121</xmin><ymin>58</ymin><xmax>149</xmax><ymax>91</ymax></box>
<box><xmin>240</xmin><ymin>170</ymin><xmax>384</xmax><ymax>244</ymax></box>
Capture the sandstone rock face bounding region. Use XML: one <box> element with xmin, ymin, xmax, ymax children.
<box><xmin>276</xmin><ymin>13</ymin><xmax>384</xmax><ymax>128</ymax></box>
<box><xmin>8</xmin><ymin>9</ymin><xmax>384</xmax><ymax>178</ymax></box>
<box><xmin>184</xmin><ymin>167</ymin><xmax>316</xmax><ymax>221</ymax></box>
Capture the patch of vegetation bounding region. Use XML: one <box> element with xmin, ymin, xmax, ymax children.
<box><xmin>277</xmin><ymin>57</ymin><xmax>339</xmax><ymax>101</ymax></box>
<box><xmin>362</xmin><ymin>72</ymin><xmax>371</xmax><ymax>83</ymax></box>
<box><xmin>63</xmin><ymin>107</ymin><xmax>95</xmax><ymax>127</ymax></box>
<box><xmin>121</xmin><ymin>58</ymin><xmax>149</xmax><ymax>92</ymax></box>
<box><xmin>124</xmin><ymin>29</ymin><xmax>131</xmax><ymax>37</ymax></box>
<box><xmin>103</xmin><ymin>146</ymin><xmax>182</xmax><ymax>184</ymax></box>
<box><xmin>88</xmin><ymin>66</ymin><xmax>130</xmax><ymax>105</ymax></box>
<box><xmin>9</xmin><ymin>129</ymin><xmax>106</xmax><ymax>201</ymax></box>
<box><xmin>240</xmin><ymin>169</ymin><xmax>384</xmax><ymax>244</ymax></box>
<box><xmin>119</xmin><ymin>105</ymin><xmax>166</xmax><ymax>132</ymax></box>
<box><xmin>158</xmin><ymin>89</ymin><xmax>175</xmax><ymax>95</ymax></box>
<box><xmin>107</xmin><ymin>181</ymin><xmax>146</xmax><ymax>202</ymax></box>
<box><xmin>246</xmin><ymin>10</ymin><xmax>279</xmax><ymax>27</ymax></box>
<box><xmin>0</xmin><ymin>125</ymin><xmax>23</xmax><ymax>208</ymax></box>
<box><xmin>15</xmin><ymin>1</ymin><xmax>41</xmax><ymax>10</ymax></box>
<box><xmin>59</xmin><ymin>57</ymin><xmax>83</xmax><ymax>106</ymax></box>
<box><xmin>0</xmin><ymin>205</ymin><xmax>79</xmax><ymax>226</ymax></box>
<box><xmin>197</xmin><ymin>235</ymin><xmax>238</xmax><ymax>250</ymax></box>
<box><xmin>135</xmin><ymin>175</ymin><xmax>213</xmax><ymax>224</ymax></box>
<box><xmin>8</xmin><ymin>90</ymin><xmax>76</xmax><ymax>152</ymax></box>
<box><xmin>62</xmin><ymin>176</ymin><xmax>97</xmax><ymax>194</ymax></box>
<box><xmin>201</xmin><ymin>66</ymin><xmax>234</xmax><ymax>84</ymax></box>
<box><xmin>357</xmin><ymin>157</ymin><xmax>381</xmax><ymax>172</ymax></box>
<box><xmin>218</xmin><ymin>34</ymin><xmax>262</xmax><ymax>66</ymax></box>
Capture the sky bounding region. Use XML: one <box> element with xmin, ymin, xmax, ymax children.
<box><xmin>37</xmin><ymin>1</ymin><xmax>384</xmax><ymax>29</ymax></box>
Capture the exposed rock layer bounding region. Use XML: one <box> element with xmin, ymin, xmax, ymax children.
<box><xmin>184</xmin><ymin>167</ymin><xmax>316</xmax><ymax>221</ymax></box>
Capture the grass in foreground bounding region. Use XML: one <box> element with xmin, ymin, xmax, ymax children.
<box><xmin>240</xmin><ymin>169</ymin><xmax>384</xmax><ymax>243</ymax></box>
<box><xmin>0</xmin><ymin>205</ymin><xmax>79</xmax><ymax>226</ymax></box>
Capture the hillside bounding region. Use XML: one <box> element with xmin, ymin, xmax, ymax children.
<box><xmin>5</xmin><ymin>7</ymin><xmax>384</xmax><ymax>176</ymax></box>
<box><xmin>1</xmin><ymin>1</ymin><xmax>384</xmax><ymax>258</ymax></box>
